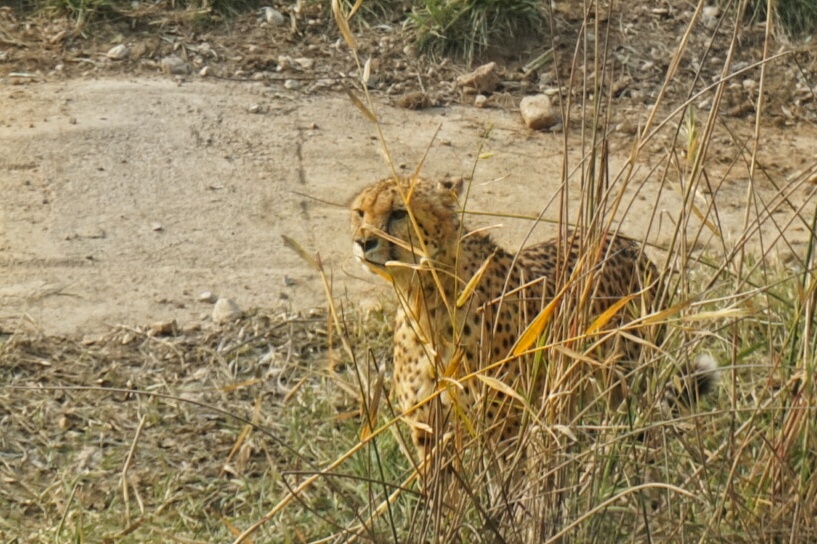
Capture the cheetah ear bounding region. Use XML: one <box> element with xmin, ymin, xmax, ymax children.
<box><xmin>437</xmin><ymin>176</ymin><xmax>464</xmax><ymax>201</ymax></box>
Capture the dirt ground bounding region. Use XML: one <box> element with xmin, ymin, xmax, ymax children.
<box><xmin>2</xmin><ymin>3</ymin><xmax>817</xmax><ymax>337</ymax></box>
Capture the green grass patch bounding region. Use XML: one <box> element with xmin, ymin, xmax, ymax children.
<box><xmin>409</xmin><ymin>0</ymin><xmax>547</xmax><ymax>61</ymax></box>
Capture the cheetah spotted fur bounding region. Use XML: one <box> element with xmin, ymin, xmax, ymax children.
<box><xmin>350</xmin><ymin>175</ymin><xmax>712</xmax><ymax>463</ymax></box>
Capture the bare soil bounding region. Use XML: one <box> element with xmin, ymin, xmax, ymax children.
<box><xmin>1</xmin><ymin>3</ymin><xmax>817</xmax><ymax>338</ymax></box>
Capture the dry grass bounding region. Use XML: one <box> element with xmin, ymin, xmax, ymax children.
<box><xmin>262</xmin><ymin>1</ymin><xmax>817</xmax><ymax>542</ymax></box>
<box><xmin>0</xmin><ymin>307</ymin><xmax>401</xmax><ymax>542</ymax></box>
<box><xmin>3</xmin><ymin>0</ymin><xmax>817</xmax><ymax>543</ymax></box>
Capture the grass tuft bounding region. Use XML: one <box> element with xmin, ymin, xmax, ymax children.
<box><xmin>743</xmin><ymin>0</ymin><xmax>817</xmax><ymax>40</ymax></box>
<box><xmin>408</xmin><ymin>0</ymin><xmax>547</xmax><ymax>62</ymax></box>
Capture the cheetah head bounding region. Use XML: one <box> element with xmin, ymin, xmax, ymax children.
<box><xmin>350</xmin><ymin>176</ymin><xmax>463</xmax><ymax>283</ymax></box>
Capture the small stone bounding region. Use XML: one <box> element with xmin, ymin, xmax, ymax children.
<box><xmin>277</xmin><ymin>55</ymin><xmax>294</xmax><ymax>71</ymax></box>
<box><xmin>615</xmin><ymin>120</ymin><xmax>638</xmax><ymax>135</ymax></box>
<box><xmin>106</xmin><ymin>44</ymin><xmax>129</xmax><ymax>60</ymax></box>
<box><xmin>160</xmin><ymin>56</ymin><xmax>191</xmax><ymax>75</ymax></box>
<box><xmin>284</xmin><ymin>79</ymin><xmax>301</xmax><ymax>90</ymax></box>
<box><xmin>538</xmin><ymin>72</ymin><xmax>555</xmax><ymax>87</ymax></box>
<box><xmin>702</xmin><ymin>6</ymin><xmax>720</xmax><ymax>29</ymax></box>
<box><xmin>742</xmin><ymin>78</ymin><xmax>757</xmax><ymax>91</ymax></box>
<box><xmin>182</xmin><ymin>322</ymin><xmax>202</xmax><ymax>333</ymax></box>
<box><xmin>731</xmin><ymin>61</ymin><xmax>749</xmax><ymax>73</ymax></box>
<box><xmin>474</xmin><ymin>94</ymin><xmax>488</xmax><ymax>108</ymax></box>
<box><xmin>520</xmin><ymin>94</ymin><xmax>560</xmax><ymax>130</ymax></box>
<box><xmin>294</xmin><ymin>57</ymin><xmax>314</xmax><ymax>70</ymax></box>
<box><xmin>149</xmin><ymin>320</ymin><xmax>177</xmax><ymax>337</ymax></box>
<box><xmin>262</xmin><ymin>6</ymin><xmax>285</xmax><ymax>26</ymax></box>
<box><xmin>199</xmin><ymin>66</ymin><xmax>210</xmax><ymax>77</ymax></box>
<box><xmin>199</xmin><ymin>291</ymin><xmax>218</xmax><ymax>303</ymax></box>
<box><xmin>247</xmin><ymin>103</ymin><xmax>263</xmax><ymax>114</ymax></box>
<box><xmin>151</xmin><ymin>222</ymin><xmax>163</xmax><ymax>232</ymax></box>
<box><xmin>456</xmin><ymin>62</ymin><xmax>501</xmax><ymax>94</ymax></box>
<box><xmin>212</xmin><ymin>298</ymin><xmax>242</xmax><ymax>324</ymax></box>
<box><xmin>82</xmin><ymin>226</ymin><xmax>106</xmax><ymax>239</ymax></box>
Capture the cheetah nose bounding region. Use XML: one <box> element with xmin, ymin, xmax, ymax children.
<box><xmin>356</xmin><ymin>238</ymin><xmax>379</xmax><ymax>254</ymax></box>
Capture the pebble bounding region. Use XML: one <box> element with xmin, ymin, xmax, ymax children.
<box><xmin>65</xmin><ymin>226</ymin><xmax>106</xmax><ymax>240</ymax></box>
<box><xmin>520</xmin><ymin>94</ymin><xmax>560</xmax><ymax>130</ymax></box>
<box><xmin>538</xmin><ymin>72</ymin><xmax>555</xmax><ymax>87</ymax></box>
<box><xmin>456</xmin><ymin>62</ymin><xmax>501</xmax><ymax>94</ymax></box>
<box><xmin>615</xmin><ymin>120</ymin><xmax>638</xmax><ymax>135</ymax></box>
<box><xmin>294</xmin><ymin>57</ymin><xmax>314</xmax><ymax>70</ymax></box>
<box><xmin>182</xmin><ymin>322</ymin><xmax>202</xmax><ymax>333</ymax></box>
<box><xmin>702</xmin><ymin>6</ymin><xmax>720</xmax><ymax>29</ymax></box>
<box><xmin>212</xmin><ymin>298</ymin><xmax>242</xmax><ymax>324</ymax></box>
<box><xmin>262</xmin><ymin>6</ymin><xmax>285</xmax><ymax>26</ymax></box>
<box><xmin>199</xmin><ymin>291</ymin><xmax>218</xmax><ymax>303</ymax></box>
<box><xmin>106</xmin><ymin>44</ymin><xmax>129</xmax><ymax>60</ymax></box>
<box><xmin>474</xmin><ymin>94</ymin><xmax>488</xmax><ymax>108</ymax></box>
<box><xmin>161</xmin><ymin>56</ymin><xmax>191</xmax><ymax>75</ymax></box>
<box><xmin>277</xmin><ymin>55</ymin><xmax>294</xmax><ymax>71</ymax></box>
<box><xmin>149</xmin><ymin>320</ymin><xmax>177</xmax><ymax>337</ymax></box>
<box><xmin>151</xmin><ymin>222</ymin><xmax>163</xmax><ymax>232</ymax></box>
<box><xmin>284</xmin><ymin>79</ymin><xmax>301</xmax><ymax>90</ymax></box>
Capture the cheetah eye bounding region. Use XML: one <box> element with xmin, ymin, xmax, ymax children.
<box><xmin>390</xmin><ymin>209</ymin><xmax>408</xmax><ymax>221</ymax></box>
<box><xmin>354</xmin><ymin>208</ymin><xmax>364</xmax><ymax>219</ymax></box>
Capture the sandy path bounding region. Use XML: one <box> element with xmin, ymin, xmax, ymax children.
<box><xmin>1</xmin><ymin>78</ymin><xmax>813</xmax><ymax>336</ymax></box>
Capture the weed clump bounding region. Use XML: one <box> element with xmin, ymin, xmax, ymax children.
<box><xmin>408</xmin><ymin>0</ymin><xmax>547</xmax><ymax>61</ymax></box>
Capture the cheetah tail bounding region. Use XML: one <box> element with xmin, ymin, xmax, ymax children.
<box><xmin>664</xmin><ymin>354</ymin><xmax>721</xmax><ymax>408</ymax></box>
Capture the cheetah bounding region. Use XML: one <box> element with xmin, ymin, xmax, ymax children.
<box><xmin>350</xmin><ymin>175</ymin><xmax>717</xmax><ymax>467</ymax></box>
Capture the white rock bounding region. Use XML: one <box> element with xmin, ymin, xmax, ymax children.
<box><xmin>106</xmin><ymin>44</ymin><xmax>129</xmax><ymax>60</ymax></box>
<box><xmin>262</xmin><ymin>6</ymin><xmax>285</xmax><ymax>26</ymax></box>
<box><xmin>199</xmin><ymin>291</ymin><xmax>218</xmax><ymax>303</ymax></box>
<box><xmin>742</xmin><ymin>78</ymin><xmax>757</xmax><ymax>91</ymax></box>
<box><xmin>212</xmin><ymin>298</ymin><xmax>242</xmax><ymax>324</ymax></box>
<box><xmin>284</xmin><ymin>79</ymin><xmax>301</xmax><ymax>90</ymax></box>
<box><xmin>474</xmin><ymin>94</ymin><xmax>488</xmax><ymax>108</ymax></box>
<box><xmin>294</xmin><ymin>57</ymin><xmax>314</xmax><ymax>70</ymax></box>
<box><xmin>520</xmin><ymin>94</ymin><xmax>560</xmax><ymax>130</ymax></box>
<box><xmin>199</xmin><ymin>66</ymin><xmax>210</xmax><ymax>77</ymax></box>
<box><xmin>702</xmin><ymin>6</ymin><xmax>720</xmax><ymax>29</ymax></box>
